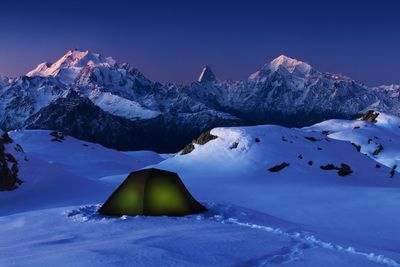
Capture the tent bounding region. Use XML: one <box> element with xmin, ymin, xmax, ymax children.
<box><xmin>99</xmin><ymin>168</ymin><xmax>207</xmax><ymax>216</ymax></box>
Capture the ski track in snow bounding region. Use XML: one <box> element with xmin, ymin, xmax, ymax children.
<box><xmin>218</xmin><ymin>218</ymin><xmax>400</xmax><ymax>267</ymax></box>
<box><xmin>204</xmin><ymin>215</ymin><xmax>400</xmax><ymax>267</ymax></box>
<box><xmin>67</xmin><ymin>203</ymin><xmax>400</xmax><ymax>267</ymax></box>
<box><xmin>236</xmin><ymin>239</ymin><xmax>308</xmax><ymax>266</ymax></box>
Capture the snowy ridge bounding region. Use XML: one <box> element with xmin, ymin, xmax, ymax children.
<box><xmin>88</xmin><ymin>91</ymin><xmax>161</xmax><ymax>120</ymax></box>
<box><xmin>160</xmin><ymin>123</ymin><xmax>397</xmax><ymax>183</ymax></box>
<box><xmin>249</xmin><ymin>55</ymin><xmax>313</xmax><ymax>81</ymax></box>
<box><xmin>269</xmin><ymin>55</ymin><xmax>312</xmax><ymax>73</ymax></box>
<box><xmin>1</xmin><ymin>49</ymin><xmax>400</xmax><ymax>151</ymax></box>
<box><xmin>266</xmin><ymin>55</ymin><xmax>312</xmax><ymax>75</ymax></box>
<box><xmin>26</xmin><ymin>49</ymin><xmax>116</xmax><ymax>83</ymax></box>
<box><xmin>153</xmin><ymin>119</ymin><xmax>400</xmax><ymax>265</ymax></box>
<box><xmin>1</xmin><ymin>121</ymin><xmax>400</xmax><ymax>265</ymax></box>
<box><xmin>304</xmin><ymin>112</ymin><xmax>400</xmax><ymax>170</ymax></box>
<box><xmin>375</xmin><ymin>84</ymin><xmax>400</xmax><ymax>91</ymax></box>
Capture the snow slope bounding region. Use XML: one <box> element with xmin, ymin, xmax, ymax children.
<box><xmin>154</xmin><ymin>124</ymin><xmax>400</xmax><ymax>264</ymax></box>
<box><xmin>88</xmin><ymin>91</ymin><xmax>161</xmax><ymax>120</ymax></box>
<box><xmin>304</xmin><ymin>112</ymin><xmax>400</xmax><ymax>170</ymax></box>
<box><xmin>0</xmin><ymin>204</ymin><xmax>395</xmax><ymax>267</ymax></box>
<box><xmin>1</xmin><ymin>121</ymin><xmax>400</xmax><ymax>266</ymax></box>
<box><xmin>0</xmin><ymin>130</ymin><xmax>164</xmax><ymax>216</ymax></box>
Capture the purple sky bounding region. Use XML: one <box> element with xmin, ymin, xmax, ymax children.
<box><xmin>0</xmin><ymin>0</ymin><xmax>399</xmax><ymax>86</ymax></box>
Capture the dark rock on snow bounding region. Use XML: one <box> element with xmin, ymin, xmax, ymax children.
<box><xmin>181</xmin><ymin>130</ymin><xmax>218</xmax><ymax>155</ymax></box>
<box><xmin>268</xmin><ymin>162</ymin><xmax>290</xmax><ymax>172</ymax></box>
<box><xmin>229</xmin><ymin>142</ymin><xmax>239</xmax><ymax>149</ymax></box>
<box><xmin>0</xmin><ymin>133</ymin><xmax>22</xmax><ymax>191</ymax></box>
<box><xmin>320</xmin><ymin>163</ymin><xmax>353</xmax><ymax>176</ymax></box>
<box><xmin>351</xmin><ymin>143</ymin><xmax>361</xmax><ymax>152</ymax></box>
<box><xmin>372</xmin><ymin>144</ymin><xmax>384</xmax><ymax>156</ymax></box>
<box><xmin>360</xmin><ymin>110</ymin><xmax>379</xmax><ymax>123</ymax></box>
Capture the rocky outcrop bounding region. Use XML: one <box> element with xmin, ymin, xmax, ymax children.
<box><xmin>351</xmin><ymin>143</ymin><xmax>361</xmax><ymax>152</ymax></box>
<box><xmin>360</xmin><ymin>110</ymin><xmax>380</xmax><ymax>122</ymax></box>
<box><xmin>50</xmin><ymin>131</ymin><xmax>65</xmax><ymax>142</ymax></box>
<box><xmin>193</xmin><ymin>131</ymin><xmax>218</xmax><ymax>145</ymax></box>
<box><xmin>372</xmin><ymin>144</ymin><xmax>384</xmax><ymax>156</ymax></box>
<box><xmin>320</xmin><ymin>163</ymin><xmax>353</xmax><ymax>176</ymax></box>
<box><xmin>0</xmin><ymin>133</ymin><xmax>22</xmax><ymax>191</ymax></box>
<box><xmin>181</xmin><ymin>130</ymin><xmax>218</xmax><ymax>155</ymax></box>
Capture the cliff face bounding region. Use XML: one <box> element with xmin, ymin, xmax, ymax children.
<box><xmin>0</xmin><ymin>132</ymin><xmax>22</xmax><ymax>191</ymax></box>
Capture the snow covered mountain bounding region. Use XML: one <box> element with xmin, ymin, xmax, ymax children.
<box><xmin>158</xmin><ymin>116</ymin><xmax>398</xmax><ymax>183</ymax></box>
<box><xmin>1</xmin><ymin>49</ymin><xmax>399</xmax><ymax>152</ymax></box>
<box><xmin>151</xmin><ymin>116</ymin><xmax>400</xmax><ymax>266</ymax></box>
<box><xmin>2</xmin><ymin>115</ymin><xmax>400</xmax><ymax>266</ymax></box>
<box><xmin>198</xmin><ymin>65</ymin><xmax>217</xmax><ymax>83</ymax></box>
<box><xmin>304</xmin><ymin>111</ymin><xmax>400</xmax><ymax>172</ymax></box>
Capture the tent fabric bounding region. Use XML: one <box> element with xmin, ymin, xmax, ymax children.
<box><xmin>99</xmin><ymin>168</ymin><xmax>207</xmax><ymax>216</ymax></box>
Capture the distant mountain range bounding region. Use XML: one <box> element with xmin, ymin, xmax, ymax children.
<box><xmin>0</xmin><ymin>49</ymin><xmax>399</xmax><ymax>152</ymax></box>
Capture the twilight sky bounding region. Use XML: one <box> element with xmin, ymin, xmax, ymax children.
<box><xmin>0</xmin><ymin>0</ymin><xmax>399</xmax><ymax>86</ymax></box>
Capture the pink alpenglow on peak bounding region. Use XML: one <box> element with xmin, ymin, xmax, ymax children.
<box><xmin>26</xmin><ymin>49</ymin><xmax>117</xmax><ymax>84</ymax></box>
<box><xmin>269</xmin><ymin>55</ymin><xmax>312</xmax><ymax>74</ymax></box>
<box><xmin>249</xmin><ymin>55</ymin><xmax>313</xmax><ymax>80</ymax></box>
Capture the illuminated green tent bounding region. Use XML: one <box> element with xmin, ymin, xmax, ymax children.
<box><xmin>98</xmin><ymin>168</ymin><xmax>207</xmax><ymax>216</ymax></box>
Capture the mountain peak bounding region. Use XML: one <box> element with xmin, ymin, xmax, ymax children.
<box><xmin>269</xmin><ymin>55</ymin><xmax>312</xmax><ymax>74</ymax></box>
<box><xmin>66</xmin><ymin>48</ymin><xmax>90</xmax><ymax>58</ymax></box>
<box><xmin>198</xmin><ymin>65</ymin><xmax>217</xmax><ymax>83</ymax></box>
<box><xmin>26</xmin><ymin>62</ymin><xmax>53</xmax><ymax>77</ymax></box>
<box><xmin>52</xmin><ymin>49</ymin><xmax>116</xmax><ymax>70</ymax></box>
<box><xmin>249</xmin><ymin>55</ymin><xmax>313</xmax><ymax>80</ymax></box>
<box><xmin>26</xmin><ymin>49</ymin><xmax>117</xmax><ymax>83</ymax></box>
